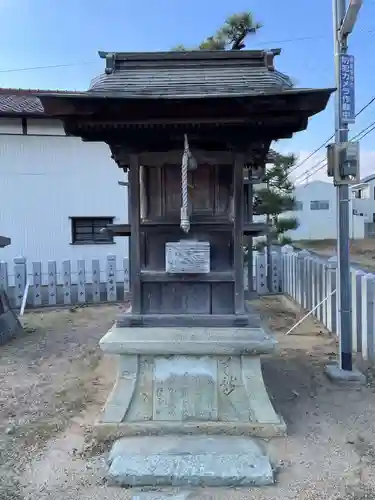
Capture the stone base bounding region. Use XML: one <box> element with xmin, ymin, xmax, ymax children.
<box><xmin>325</xmin><ymin>364</ymin><xmax>366</xmax><ymax>384</ymax></box>
<box><xmin>115</xmin><ymin>313</ymin><xmax>261</xmax><ymax>328</ymax></box>
<box><xmin>0</xmin><ymin>290</ymin><xmax>24</xmax><ymax>346</ymax></box>
<box><xmin>98</xmin><ymin>326</ymin><xmax>284</xmax><ymax>437</ymax></box>
<box><xmin>106</xmin><ymin>435</ymin><xmax>274</xmax><ymax>487</ymax></box>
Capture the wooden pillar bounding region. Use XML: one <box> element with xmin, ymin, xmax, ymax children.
<box><xmin>247</xmin><ymin>180</ymin><xmax>254</xmax><ymax>294</ymax></box>
<box><xmin>128</xmin><ymin>155</ymin><xmax>141</xmax><ymax>313</ymax></box>
<box><xmin>233</xmin><ymin>153</ymin><xmax>245</xmax><ymax>314</ymax></box>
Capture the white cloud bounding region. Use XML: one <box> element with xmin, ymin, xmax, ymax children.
<box><xmin>276</xmin><ymin>149</ymin><xmax>375</xmax><ymax>184</ymax></box>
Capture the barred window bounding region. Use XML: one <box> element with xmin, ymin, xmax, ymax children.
<box><xmin>71</xmin><ymin>217</ymin><xmax>114</xmax><ymax>244</ymax></box>
<box><xmin>310</xmin><ymin>200</ymin><xmax>329</xmax><ymax>211</ymax></box>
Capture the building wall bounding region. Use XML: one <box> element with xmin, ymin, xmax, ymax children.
<box><xmin>286</xmin><ymin>181</ymin><xmax>337</xmax><ymax>240</ymax></box>
<box><xmin>0</xmin><ymin>117</ymin><xmax>128</xmax><ymax>285</ymax></box>
<box><xmin>351</xmin><ymin>180</ymin><xmax>375</xmax><ymax>222</ymax></box>
<box><xmin>254</xmin><ymin>180</ymin><xmax>365</xmax><ymax>241</ymax></box>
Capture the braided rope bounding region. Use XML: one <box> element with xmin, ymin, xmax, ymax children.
<box><xmin>180</xmin><ymin>134</ymin><xmax>190</xmax><ymax>233</ymax></box>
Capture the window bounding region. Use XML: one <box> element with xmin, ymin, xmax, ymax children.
<box><xmin>355</xmin><ymin>189</ymin><xmax>362</xmax><ymax>199</ymax></box>
<box><xmin>71</xmin><ymin>217</ymin><xmax>114</xmax><ymax>244</ymax></box>
<box><xmin>294</xmin><ymin>201</ymin><xmax>303</xmax><ymax>211</ymax></box>
<box><xmin>310</xmin><ymin>200</ymin><xmax>330</xmax><ymax>211</ymax></box>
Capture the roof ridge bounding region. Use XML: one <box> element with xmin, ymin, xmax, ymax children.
<box><xmin>0</xmin><ymin>88</ymin><xmax>78</xmax><ymax>95</ymax></box>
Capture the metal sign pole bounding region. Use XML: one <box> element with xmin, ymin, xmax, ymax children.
<box><xmin>326</xmin><ymin>0</ymin><xmax>365</xmax><ymax>383</ymax></box>
<box><xmin>334</xmin><ymin>0</ymin><xmax>353</xmax><ymax>371</ymax></box>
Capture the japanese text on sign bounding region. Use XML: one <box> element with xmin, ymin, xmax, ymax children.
<box><xmin>340</xmin><ymin>54</ymin><xmax>355</xmax><ymax>124</ymax></box>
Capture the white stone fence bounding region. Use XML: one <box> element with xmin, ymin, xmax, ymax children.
<box><xmin>277</xmin><ymin>245</ymin><xmax>375</xmax><ymax>363</ymax></box>
<box><xmin>2</xmin><ymin>248</ymin><xmax>374</xmax><ymax>362</ymax></box>
<box><xmin>0</xmin><ymin>253</ymin><xmax>269</xmax><ymax>310</ymax></box>
<box><xmin>0</xmin><ymin>255</ymin><xmax>130</xmax><ymax>309</ymax></box>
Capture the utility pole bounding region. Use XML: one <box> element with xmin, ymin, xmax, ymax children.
<box><xmin>326</xmin><ymin>0</ymin><xmax>363</xmax><ymax>381</ymax></box>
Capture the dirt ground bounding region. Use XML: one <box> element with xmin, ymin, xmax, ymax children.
<box><xmin>1</xmin><ymin>298</ymin><xmax>375</xmax><ymax>500</ymax></box>
<box><xmin>295</xmin><ymin>238</ymin><xmax>375</xmax><ymax>272</ymax></box>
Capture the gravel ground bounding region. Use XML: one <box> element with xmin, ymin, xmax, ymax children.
<box><xmin>1</xmin><ymin>297</ymin><xmax>375</xmax><ymax>500</ymax></box>
<box><xmin>294</xmin><ymin>238</ymin><xmax>375</xmax><ymax>273</ymax></box>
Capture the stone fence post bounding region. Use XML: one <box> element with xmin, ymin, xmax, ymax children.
<box><xmin>361</xmin><ymin>273</ymin><xmax>375</xmax><ymax>362</ymax></box>
<box><xmin>297</xmin><ymin>250</ymin><xmax>310</xmax><ymax>308</ymax></box>
<box><xmin>255</xmin><ymin>250</ymin><xmax>267</xmax><ymax>295</ymax></box>
<box><xmin>326</xmin><ymin>256</ymin><xmax>337</xmax><ymax>335</ymax></box>
<box><xmin>351</xmin><ymin>268</ymin><xmax>365</xmax><ymax>354</ymax></box>
<box><xmin>281</xmin><ymin>245</ymin><xmax>293</xmax><ymax>294</ymax></box>
<box><xmin>270</xmin><ymin>251</ymin><xmax>280</xmax><ymax>293</ymax></box>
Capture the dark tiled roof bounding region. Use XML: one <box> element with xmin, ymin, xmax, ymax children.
<box><xmin>0</xmin><ymin>89</ymin><xmax>80</xmax><ymax>116</ymax></box>
<box><xmin>88</xmin><ymin>49</ymin><xmax>294</xmax><ymax>98</ymax></box>
<box><xmin>0</xmin><ymin>94</ymin><xmax>43</xmax><ymax>115</ymax></box>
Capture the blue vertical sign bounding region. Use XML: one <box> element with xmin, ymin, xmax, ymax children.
<box><xmin>340</xmin><ymin>54</ymin><xmax>355</xmax><ymax>124</ymax></box>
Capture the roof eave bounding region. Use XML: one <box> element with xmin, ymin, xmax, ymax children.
<box><xmin>0</xmin><ymin>112</ymin><xmax>45</xmax><ymax>118</ymax></box>
<box><xmin>36</xmin><ymin>87</ymin><xmax>336</xmax><ymax>102</ymax></box>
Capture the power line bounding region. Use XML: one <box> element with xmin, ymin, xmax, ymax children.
<box><xmin>291</xmin><ymin>94</ymin><xmax>375</xmax><ymax>180</ymax></box>
<box><xmin>295</xmin><ymin>118</ymin><xmax>375</xmax><ymax>183</ymax></box>
<box><xmin>0</xmin><ymin>61</ymin><xmax>96</xmax><ymax>74</ymax></box>
<box><xmin>2</xmin><ymin>28</ymin><xmax>375</xmax><ymax>75</ymax></box>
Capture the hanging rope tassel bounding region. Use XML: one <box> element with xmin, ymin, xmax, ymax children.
<box><xmin>180</xmin><ymin>134</ymin><xmax>190</xmax><ymax>233</ymax></box>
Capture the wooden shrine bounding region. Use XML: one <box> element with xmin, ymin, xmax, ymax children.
<box><xmin>38</xmin><ymin>49</ymin><xmax>333</xmax><ymax>329</ymax></box>
<box><xmin>37</xmin><ymin>50</ymin><xmax>334</xmax><ymax>488</ymax></box>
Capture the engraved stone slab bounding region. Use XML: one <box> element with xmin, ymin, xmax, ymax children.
<box><xmin>107</xmin><ymin>435</ymin><xmax>274</xmax><ymax>487</ymax></box>
<box><xmin>153</xmin><ymin>356</ymin><xmax>218</xmax><ymax>421</ymax></box>
<box><xmin>166</xmin><ymin>240</ymin><xmax>210</xmax><ymax>274</ymax></box>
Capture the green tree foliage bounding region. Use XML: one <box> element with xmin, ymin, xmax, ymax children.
<box><xmin>254</xmin><ymin>153</ymin><xmax>299</xmax><ymax>243</ymax></box>
<box><xmin>171</xmin><ymin>12</ymin><xmax>262</xmax><ymax>51</ymax></box>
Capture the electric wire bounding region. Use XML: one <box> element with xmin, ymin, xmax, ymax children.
<box><xmin>295</xmin><ymin>118</ymin><xmax>375</xmax><ymax>183</ymax></box>
<box><xmin>1</xmin><ymin>28</ymin><xmax>375</xmax><ymax>75</ymax></box>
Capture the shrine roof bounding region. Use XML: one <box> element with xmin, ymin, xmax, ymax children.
<box><xmin>32</xmin><ymin>50</ymin><xmax>335</xmax><ymax>141</ymax></box>
<box><xmin>87</xmin><ymin>49</ymin><xmax>294</xmax><ymax>98</ymax></box>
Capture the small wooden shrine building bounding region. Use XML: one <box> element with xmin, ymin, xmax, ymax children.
<box><xmin>38</xmin><ymin>49</ymin><xmax>333</xmax><ymax>328</ymax></box>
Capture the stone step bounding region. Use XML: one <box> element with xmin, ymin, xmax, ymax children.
<box><xmin>106</xmin><ymin>435</ymin><xmax>274</xmax><ymax>488</ymax></box>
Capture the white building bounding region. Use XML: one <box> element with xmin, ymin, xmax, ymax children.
<box><xmin>350</xmin><ymin>173</ymin><xmax>375</xmax><ymax>237</ymax></box>
<box><xmin>0</xmin><ymin>89</ymin><xmax>128</xmax><ymax>283</ymax></box>
<box><xmin>285</xmin><ymin>180</ymin><xmax>370</xmax><ymax>241</ymax></box>
<box><xmin>285</xmin><ymin>180</ymin><xmax>338</xmax><ymax>240</ymax></box>
<box><xmin>255</xmin><ymin>179</ymin><xmax>369</xmax><ymax>241</ymax></box>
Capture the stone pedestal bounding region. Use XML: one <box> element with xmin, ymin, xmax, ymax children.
<box><xmin>98</xmin><ymin>325</ymin><xmax>285</xmax><ymax>487</ymax></box>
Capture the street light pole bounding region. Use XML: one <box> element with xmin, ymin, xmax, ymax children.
<box><xmin>334</xmin><ymin>0</ymin><xmax>352</xmax><ymax>371</ymax></box>
<box><xmin>327</xmin><ymin>0</ymin><xmax>364</xmax><ymax>382</ymax></box>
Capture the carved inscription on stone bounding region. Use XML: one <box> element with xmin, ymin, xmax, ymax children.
<box><xmin>126</xmin><ymin>356</ymin><xmax>153</xmax><ymax>422</ymax></box>
<box><xmin>153</xmin><ymin>356</ymin><xmax>218</xmax><ymax>421</ymax></box>
<box><xmin>165</xmin><ymin>240</ymin><xmax>210</xmax><ymax>274</ymax></box>
<box><xmin>217</xmin><ymin>356</ymin><xmax>252</xmax><ymax>422</ymax></box>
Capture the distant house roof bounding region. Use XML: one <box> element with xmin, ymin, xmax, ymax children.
<box><xmin>360</xmin><ymin>173</ymin><xmax>375</xmax><ymax>184</ymax></box>
<box><xmin>0</xmin><ymin>88</ymin><xmax>79</xmax><ymax>117</ymax></box>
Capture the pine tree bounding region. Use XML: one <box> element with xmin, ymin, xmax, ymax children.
<box><xmin>254</xmin><ymin>153</ymin><xmax>299</xmax><ymax>245</ymax></box>
<box><xmin>171</xmin><ymin>12</ymin><xmax>262</xmax><ymax>51</ymax></box>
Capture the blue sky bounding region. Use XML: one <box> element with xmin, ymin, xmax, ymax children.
<box><xmin>1</xmin><ymin>0</ymin><xmax>374</xmax><ymax>180</ymax></box>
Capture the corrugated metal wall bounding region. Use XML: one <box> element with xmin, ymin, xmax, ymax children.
<box><xmin>0</xmin><ymin>118</ymin><xmax>128</xmax><ymax>285</ymax></box>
